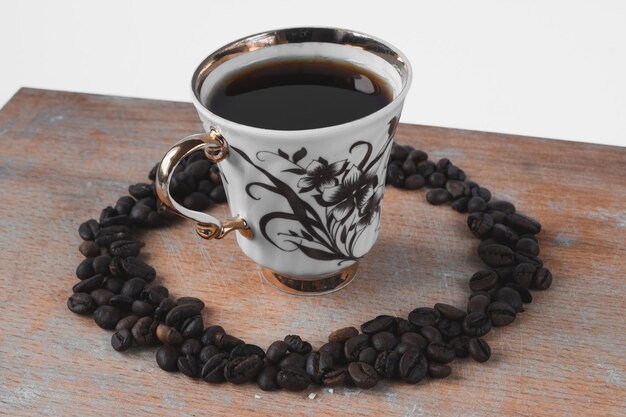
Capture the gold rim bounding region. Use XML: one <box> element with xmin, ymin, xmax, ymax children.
<box><xmin>259</xmin><ymin>262</ymin><xmax>359</xmax><ymax>296</ymax></box>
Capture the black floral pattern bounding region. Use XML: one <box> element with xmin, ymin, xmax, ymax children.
<box><xmin>232</xmin><ymin>117</ymin><xmax>399</xmax><ymax>264</ymax></box>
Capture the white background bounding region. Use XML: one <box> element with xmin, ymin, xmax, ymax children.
<box><xmin>1</xmin><ymin>0</ymin><xmax>625</xmax><ymax>147</ymax></box>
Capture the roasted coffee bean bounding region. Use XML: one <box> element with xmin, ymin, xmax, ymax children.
<box><xmin>487</xmin><ymin>301</ymin><xmax>516</xmax><ymax>326</ymax></box>
<box><xmin>322</xmin><ymin>368</ymin><xmax>348</xmax><ymax>387</ymax></box>
<box><xmin>199</xmin><ymin>345</ymin><xmax>222</xmax><ymax>364</ymax></box>
<box><xmin>114</xmin><ymin>196</ymin><xmax>135</xmax><ymax>215</ymax></box>
<box><xmin>92</xmin><ymin>255</ymin><xmax>112</xmax><ymax>275</ymax></box>
<box><xmin>129</xmin><ymin>204</ymin><xmax>152</xmax><ymax>225</ymax></box>
<box><xmin>467</xmin><ymin>294</ymin><xmax>491</xmax><ymax>314</ymax></box>
<box><xmin>492</xmin><ymin>223</ymin><xmax>519</xmax><ymax>244</ymax></box>
<box><xmin>181</xmin><ymin>316</ymin><xmax>204</xmax><ymax>338</ymax></box>
<box><xmin>224</xmin><ymin>355</ymin><xmax>263</xmax><ymax>384</ymax></box>
<box><xmin>348</xmin><ymin>362</ymin><xmax>379</xmax><ymax>389</ymax></box>
<box><xmin>533</xmin><ymin>267</ymin><xmax>553</xmax><ymax>290</ymax></box>
<box><xmin>100</xmin><ymin>214</ymin><xmax>133</xmax><ymax>228</ymax></box>
<box><xmin>185</xmin><ymin>159</ymin><xmax>211</xmax><ymax>180</ymax></box>
<box><xmin>137</xmin><ymin>197</ymin><xmax>156</xmax><ymax>210</ymax></box>
<box><xmin>279</xmin><ymin>353</ymin><xmax>306</xmax><ymax>370</ymax></box>
<box><xmin>428</xmin><ymin>172</ymin><xmax>447</xmax><ymax>188</ymax></box>
<box><xmin>386</xmin><ymin>165</ymin><xmax>405</xmax><ymax>187</ymax></box>
<box><xmin>128</xmin><ymin>183</ymin><xmax>154</xmax><ymax>199</ymax></box>
<box><xmin>487</xmin><ymin>200</ymin><xmax>515</xmax><ymax>214</ymax></box>
<box><xmin>120</xmin><ymin>257</ymin><xmax>156</xmax><ymax>282</ymax></box>
<box><xmin>156</xmin><ymin>324</ymin><xmax>183</xmax><ymax>345</ymax></box>
<box><xmin>111</xmin><ymin>329</ymin><xmax>133</xmax><ymax>352</ymax></box>
<box><xmin>394</xmin><ymin>342</ymin><xmax>415</xmax><ymax>355</ymax></box>
<box><xmin>67</xmin><ymin>292</ymin><xmax>96</xmax><ymax>314</ymax></box>
<box><xmin>344</xmin><ymin>334</ymin><xmax>370</xmax><ymax>362</ymax></box>
<box><xmin>115</xmin><ymin>314</ymin><xmax>140</xmax><ymax>332</ymax></box>
<box><xmin>109</xmin><ymin>294</ymin><xmax>134</xmax><ymax>312</ymax></box>
<box><xmin>156</xmin><ymin>345</ymin><xmax>179</xmax><ymax>372</ymax></box>
<box><xmin>108</xmin><ymin>256</ymin><xmax>125</xmax><ymax>278</ymax></box>
<box><xmin>493</xmin><ymin>266</ymin><xmax>515</xmax><ymax>284</ymax></box>
<box><xmin>399</xmin><ymin>350</ymin><xmax>428</xmax><ymax>384</ymax></box>
<box><xmin>469</xmin><ymin>270</ymin><xmax>498</xmax><ymax>292</ymax></box>
<box><xmin>209</xmin><ymin>165</ymin><xmax>222</xmax><ymax>185</ymax></box>
<box><xmin>306</xmin><ymin>351</ymin><xmax>334</xmax><ymax>383</ymax></box>
<box><xmin>78</xmin><ymin>219</ymin><xmax>100</xmax><ymax>241</ymax></box>
<box><xmin>99</xmin><ymin>206</ymin><xmax>117</xmax><ymax>223</ymax></box>
<box><xmin>209</xmin><ymin>185</ymin><xmax>227</xmax><ymax>203</ymax></box>
<box><xmin>426</xmin><ymin>188</ymin><xmax>450</xmax><ymax>205</ymax></box>
<box><xmin>506</xmin><ymin>283</ymin><xmax>533</xmax><ymax>304</ymax></box>
<box><xmin>426</xmin><ymin>342</ymin><xmax>455</xmax><ymax>364</ymax></box>
<box><xmin>394</xmin><ymin>317</ymin><xmax>418</xmax><ymax>334</ymax></box>
<box><xmin>170</xmin><ymin>172</ymin><xmax>194</xmax><ymax>198</ymax></box>
<box><xmin>197</xmin><ymin>179</ymin><xmax>214</xmax><ymax>195</ymax></box>
<box><xmin>505</xmin><ymin>212</ymin><xmax>541</xmax><ymax>234</ymax></box>
<box><xmin>79</xmin><ymin>240</ymin><xmax>100</xmax><ymax>257</ymax></box>
<box><xmin>148</xmin><ymin>163</ymin><xmax>159</xmax><ymax>181</ymax></box>
<box><xmin>258</xmin><ymin>365</ymin><xmax>280</xmax><ymax>391</ymax></box>
<box><xmin>446</xmin><ymin>180</ymin><xmax>467</xmax><ymax>199</ymax></box>
<box><xmin>435</xmin><ymin>157</ymin><xmax>450</xmax><ymax>171</ymax></box>
<box><xmin>132</xmin><ymin>299</ymin><xmax>154</xmax><ymax>317</ymax></box>
<box><xmin>434</xmin><ymin>303</ymin><xmax>466</xmax><ymax>321</ymax></box>
<box><xmin>283</xmin><ymin>335</ymin><xmax>312</xmax><ymax>354</ymax></box>
<box><xmin>358</xmin><ymin>347</ymin><xmax>378</xmax><ymax>364</ymax></box>
<box><xmin>320</xmin><ymin>341</ymin><xmax>345</xmax><ymax>364</ymax></box>
<box><xmin>514</xmin><ymin>263</ymin><xmax>536</xmax><ymax>288</ymax></box>
<box><xmin>408</xmin><ymin>307</ymin><xmax>440</xmax><ymax>327</ymax></box>
<box><xmin>515</xmin><ymin>252</ymin><xmax>544</xmax><ymax>269</ymax></box>
<box><xmin>449</xmin><ymin>336</ymin><xmax>470</xmax><ymax>358</ymax></box>
<box><xmin>90</xmin><ymin>288</ymin><xmax>114</xmax><ymax>306</ymax></box>
<box><xmin>154</xmin><ymin>297</ymin><xmax>176</xmax><ymax>321</ymax></box>
<box><xmin>417</xmin><ymin>160</ymin><xmax>436</xmax><ymax>177</ymax></box>
<box><xmin>400</xmin><ymin>332</ymin><xmax>428</xmax><ymax>351</ymax></box>
<box><xmin>178</xmin><ymin>354</ymin><xmax>200</xmax><ymax>378</ymax></box>
<box><xmin>266</xmin><ymin>340</ymin><xmax>289</xmax><ymax>363</ymax></box>
<box><xmin>446</xmin><ymin>164</ymin><xmax>464</xmax><ymax>180</ymax></box>
<box><xmin>428</xmin><ymin>363</ymin><xmax>452</xmax><ymax>378</ymax></box>
<box><xmin>76</xmin><ymin>257</ymin><xmax>95</xmax><ymax>280</ymax></box>
<box><xmin>140</xmin><ymin>285</ymin><xmax>169</xmax><ymax>306</ymax></box>
<box><xmin>463</xmin><ymin>312</ymin><xmax>492</xmax><ymax>337</ymax></box>
<box><xmin>516</xmin><ymin>237</ymin><xmax>540</xmax><ymax>256</ymax></box>
<box><xmin>436</xmin><ymin>318</ymin><xmax>463</xmax><ymax>340</ymax></box>
<box><xmin>404</xmin><ymin>174</ymin><xmax>426</xmax><ymax>190</ymax></box>
<box><xmin>361</xmin><ymin>315</ymin><xmax>395</xmax><ymax>334</ymax></box>
<box><xmin>478</xmin><ymin>242</ymin><xmax>515</xmax><ymax>267</ymax></box>
<box><xmin>165</xmin><ymin>303</ymin><xmax>202</xmax><ymax>328</ymax></box>
<box><xmin>95</xmin><ymin>228</ymin><xmax>133</xmax><ymax>247</ymax></box>
<box><xmin>472</xmin><ymin>187</ymin><xmax>491</xmax><ymax>202</ymax></box>
<box><xmin>277</xmin><ymin>367</ymin><xmax>311</xmax><ymax>391</ymax></box>
<box><xmin>468</xmin><ymin>338</ymin><xmax>491</xmax><ymax>362</ymax></box>
<box><xmin>120</xmin><ymin>278</ymin><xmax>147</xmax><ymax>298</ymax></box>
<box><xmin>467</xmin><ymin>196</ymin><xmax>487</xmax><ymax>212</ymax></box>
<box><xmin>494</xmin><ymin>287</ymin><xmax>523</xmax><ymax>312</ymax></box>
<box><xmin>109</xmin><ymin>240</ymin><xmax>142</xmax><ymax>257</ymax></box>
<box><xmin>202</xmin><ymin>352</ymin><xmax>229</xmax><ymax>382</ymax></box>
<box><xmin>374</xmin><ymin>351</ymin><xmax>399</xmax><ymax>378</ymax></box>
<box><xmin>408</xmin><ymin>149</ymin><xmax>428</xmax><ymax>162</ymax></box>
<box><xmin>231</xmin><ymin>344</ymin><xmax>265</xmax><ymax>360</ymax></box>
<box><xmin>93</xmin><ymin>305</ymin><xmax>122</xmax><ymax>329</ymax></box>
<box><xmin>173</xmin><ymin>298</ymin><xmax>204</xmax><ymax>313</ymax></box>
<box><xmin>390</xmin><ymin>143</ymin><xmax>408</xmax><ymax>160</ymax></box>
<box><xmin>72</xmin><ymin>274</ymin><xmax>104</xmax><ymax>293</ymax></box>
<box><xmin>451</xmin><ymin>196</ymin><xmax>470</xmax><ymax>213</ymax></box>
<box><xmin>401</xmin><ymin>159</ymin><xmax>416</xmax><ymax>175</ymax></box>
<box><xmin>213</xmin><ymin>332</ymin><xmax>244</xmax><ymax>351</ymax></box>
<box><xmin>419</xmin><ymin>326</ymin><xmax>443</xmax><ymax>344</ymax></box>
<box><xmin>467</xmin><ymin>212</ymin><xmax>494</xmax><ymax>238</ymax></box>
<box><xmin>181</xmin><ymin>338</ymin><xmax>203</xmax><ymax>356</ymax></box>
<box><xmin>329</xmin><ymin>326</ymin><xmax>359</xmax><ymax>343</ymax></box>
<box><xmin>132</xmin><ymin>316</ymin><xmax>157</xmax><ymax>345</ymax></box>
<box><xmin>183</xmin><ymin>192</ymin><xmax>211</xmax><ymax>211</ymax></box>
<box><xmin>489</xmin><ymin>210</ymin><xmax>508</xmax><ymax>224</ymax></box>
<box><xmin>371</xmin><ymin>332</ymin><xmax>398</xmax><ymax>352</ymax></box>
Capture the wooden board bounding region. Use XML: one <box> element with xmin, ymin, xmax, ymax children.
<box><xmin>0</xmin><ymin>88</ymin><xmax>624</xmax><ymax>416</ymax></box>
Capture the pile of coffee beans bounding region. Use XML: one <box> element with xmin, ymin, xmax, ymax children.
<box><xmin>68</xmin><ymin>142</ymin><xmax>553</xmax><ymax>391</ymax></box>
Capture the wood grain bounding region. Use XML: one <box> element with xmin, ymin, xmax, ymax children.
<box><xmin>0</xmin><ymin>88</ymin><xmax>624</xmax><ymax>416</ymax></box>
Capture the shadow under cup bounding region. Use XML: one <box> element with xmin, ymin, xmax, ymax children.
<box><xmin>188</xmin><ymin>28</ymin><xmax>412</xmax><ymax>295</ymax></box>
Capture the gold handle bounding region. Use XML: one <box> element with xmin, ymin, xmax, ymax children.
<box><xmin>155</xmin><ymin>128</ymin><xmax>253</xmax><ymax>240</ymax></box>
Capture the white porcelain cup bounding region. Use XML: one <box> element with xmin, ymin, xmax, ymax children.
<box><xmin>156</xmin><ymin>27</ymin><xmax>412</xmax><ymax>295</ymax></box>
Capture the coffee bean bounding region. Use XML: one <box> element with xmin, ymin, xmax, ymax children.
<box><xmin>140</xmin><ymin>285</ymin><xmax>169</xmax><ymax>306</ymax></box>
<box><xmin>426</xmin><ymin>188</ymin><xmax>450</xmax><ymax>205</ymax></box>
<box><xmin>478</xmin><ymin>242</ymin><xmax>515</xmax><ymax>267</ymax></box>
<box><xmin>452</xmin><ymin>196</ymin><xmax>470</xmax><ymax>213</ymax></box>
<box><xmin>156</xmin><ymin>324</ymin><xmax>183</xmax><ymax>345</ymax></box>
<box><xmin>425</xmin><ymin>363</ymin><xmax>450</xmax><ymax>379</ymax></box>
<box><xmin>386</xmin><ymin>165</ymin><xmax>405</xmax><ymax>187</ymax></box>
<box><xmin>131</xmin><ymin>299</ymin><xmax>154</xmax><ymax>317</ymax></box>
<box><xmin>374</xmin><ymin>351</ymin><xmax>400</xmax><ymax>378</ymax></box>
<box><xmin>154</xmin><ymin>297</ymin><xmax>176</xmax><ymax>321</ymax></box>
<box><xmin>185</xmin><ymin>159</ymin><xmax>211</xmax><ymax>180</ymax></box>
<box><xmin>505</xmin><ymin>213</ymin><xmax>541</xmax><ymax>234</ymax></box>
<box><xmin>79</xmin><ymin>240</ymin><xmax>100</xmax><ymax>257</ymax></box>
<box><xmin>533</xmin><ymin>267</ymin><xmax>553</xmax><ymax>290</ymax></box>
<box><xmin>129</xmin><ymin>204</ymin><xmax>152</xmax><ymax>226</ymax></box>
<box><xmin>401</xmin><ymin>159</ymin><xmax>416</xmax><ymax>175</ymax></box>
<box><xmin>420</xmin><ymin>326</ymin><xmax>443</xmax><ymax>344</ymax></box>
<box><xmin>165</xmin><ymin>303</ymin><xmax>202</xmax><ymax>328</ymax></box>
<box><xmin>121</xmin><ymin>278</ymin><xmax>147</xmax><ymax>298</ymax></box>
<box><xmin>279</xmin><ymin>353</ymin><xmax>306</xmax><ymax>370</ymax></box>
<box><xmin>121</xmin><ymin>257</ymin><xmax>156</xmax><ymax>282</ymax></box>
<box><xmin>181</xmin><ymin>338</ymin><xmax>203</xmax><ymax>356</ymax></box>
<box><xmin>506</xmin><ymin>283</ymin><xmax>533</xmax><ymax>304</ymax></box>
<box><xmin>487</xmin><ymin>200</ymin><xmax>515</xmax><ymax>214</ymax></box>
<box><xmin>329</xmin><ymin>326</ymin><xmax>359</xmax><ymax>343</ymax></box>
<box><xmin>202</xmin><ymin>352</ymin><xmax>229</xmax><ymax>382</ymax></box>
<box><xmin>494</xmin><ymin>287</ymin><xmax>523</xmax><ymax>312</ymax></box>
<box><xmin>156</xmin><ymin>345</ymin><xmax>179</xmax><ymax>372</ymax></box>
<box><xmin>408</xmin><ymin>149</ymin><xmax>428</xmax><ymax>162</ymax></box>
<box><xmin>266</xmin><ymin>340</ymin><xmax>289</xmax><ymax>364</ymax></box>
<box><xmin>400</xmin><ymin>332</ymin><xmax>428</xmax><ymax>351</ymax></box>
<box><xmin>109</xmin><ymin>294</ymin><xmax>134</xmax><ymax>312</ymax></box>
<box><xmin>426</xmin><ymin>342</ymin><xmax>455</xmax><ymax>363</ymax></box>
<box><xmin>446</xmin><ymin>164</ymin><xmax>464</xmax><ymax>180</ymax></box>
<box><xmin>199</xmin><ymin>345</ymin><xmax>222</xmax><ymax>365</ymax></box>
<box><xmin>399</xmin><ymin>350</ymin><xmax>428</xmax><ymax>384</ymax></box>
<box><xmin>429</xmin><ymin>172</ymin><xmax>447</xmax><ymax>188</ymax></box>
<box><xmin>394</xmin><ymin>317</ymin><xmax>418</xmax><ymax>334</ymax></box>
<box><xmin>109</xmin><ymin>240</ymin><xmax>143</xmax><ymax>257</ymax></box>
<box><xmin>487</xmin><ymin>301</ymin><xmax>516</xmax><ymax>326</ymax></box>
<box><xmin>449</xmin><ymin>336</ymin><xmax>470</xmax><ymax>358</ymax></box>
<box><xmin>344</xmin><ymin>334</ymin><xmax>370</xmax><ymax>362</ymax></box>
<box><xmin>467</xmin><ymin>197</ymin><xmax>487</xmax><ymax>212</ymax></box>
<box><xmin>277</xmin><ymin>367</ymin><xmax>311</xmax><ymax>391</ymax></box>
<box><xmin>148</xmin><ymin>163</ymin><xmax>159</xmax><ymax>181</ymax></box>
<box><xmin>468</xmin><ymin>338</ymin><xmax>491</xmax><ymax>362</ymax></box>
<box><xmin>197</xmin><ymin>179</ymin><xmax>214</xmax><ymax>195</ymax></box>
<box><xmin>76</xmin><ymin>258</ymin><xmax>95</xmax><ymax>280</ymax></box>
<box><xmin>320</xmin><ymin>342</ymin><xmax>345</xmax><ymax>364</ymax></box>
<box><xmin>489</xmin><ymin>210</ymin><xmax>508</xmax><ymax>224</ymax></box>
<box><xmin>515</xmin><ymin>251</ymin><xmax>544</xmax><ymax>269</ymax></box>
<box><xmin>209</xmin><ymin>165</ymin><xmax>222</xmax><ymax>185</ymax></box>
<box><xmin>78</xmin><ymin>219</ymin><xmax>100</xmax><ymax>241</ymax></box>
<box><xmin>93</xmin><ymin>305</ymin><xmax>122</xmax><ymax>329</ymax></box>
<box><xmin>446</xmin><ymin>180</ymin><xmax>466</xmax><ymax>199</ymax></box>
<box><xmin>92</xmin><ymin>255</ymin><xmax>112</xmax><ymax>275</ymax></box>
<box><xmin>176</xmin><ymin>296</ymin><xmax>205</xmax><ymax>310</ymax></box>
<box><xmin>404</xmin><ymin>174</ymin><xmax>426</xmax><ymax>190</ymax></box>
<box><xmin>90</xmin><ymin>288</ymin><xmax>114</xmax><ymax>306</ymax></box>
<box><xmin>99</xmin><ymin>206</ymin><xmax>117</xmax><ymax>223</ymax></box>
<box><xmin>111</xmin><ymin>329</ymin><xmax>133</xmax><ymax>352</ymax></box>
<box><xmin>395</xmin><ymin>342</ymin><xmax>415</xmax><ymax>355</ymax></box>
<box><xmin>358</xmin><ymin>347</ymin><xmax>378</xmax><ymax>364</ymax></box>
<box><xmin>72</xmin><ymin>274</ymin><xmax>104</xmax><ymax>293</ymax></box>
<box><xmin>131</xmin><ymin>316</ymin><xmax>157</xmax><ymax>345</ymax></box>
<box><xmin>67</xmin><ymin>292</ymin><xmax>96</xmax><ymax>315</ymax></box>
<box><xmin>209</xmin><ymin>185</ymin><xmax>227</xmax><ymax>203</ymax></box>
<box><xmin>114</xmin><ymin>196</ymin><xmax>136</xmax><ymax>215</ymax></box>
<box><xmin>463</xmin><ymin>312</ymin><xmax>492</xmax><ymax>337</ymax></box>
<box><xmin>492</xmin><ymin>224</ymin><xmax>519</xmax><ymax>245</ymax></box>
<box><xmin>434</xmin><ymin>303</ymin><xmax>466</xmax><ymax>321</ymax></box>
<box><xmin>408</xmin><ymin>307</ymin><xmax>440</xmax><ymax>327</ymax></box>
<box><xmin>371</xmin><ymin>332</ymin><xmax>398</xmax><ymax>352</ymax></box>
<box><xmin>129</xmin><ymin>183</ymin><xmax>154</xmax><ymax>199</ymax></box>
<box><xmin>469</xmin><ymin>270</ymin><xmax>498</xmax><ymax>292</ymax></box>
<box><xmin>95</xmin><ymin>227</ymin><xmax>133</xmax><ymax>247</ymax></box>
<box><xmin>306</xmin><ymin>351</ymin><xmax>334</xmax><ymax>383</ymax></box>
<box><xmin>361</xmin><ymin>315</ymin><xmax>395</xmax><ymax>334</ymax></box>
<box><xmin>436</xmin><ymin>318</ymin><xmax>463</xmax><ymax>340</ymax></box>
<box><xmin>178</xmin><ymin>354</ymin><xmax>200</xmax><ymax>378</ymax></box>
<box><xmin>284</xmin><ymin>335</ymin><xmax>312</xmax><ymax>354</ymax></box>
<box><xmin>348</xmin><ymin>362</ymin><xmax>379</xmax><ymax>389</ymax></box>
<box><xmin>417</xmin><ymin>160</ymin><xmax>435</xmax><ymax>177</ymax></box>
<box><xmin>322</xmin><ymin>368</ymin><xmax>348</xmax><ymax>387</ymax></box>
<box><xmin>183</xmin><ymin>192</ymin><xmax>211</xmax><ymax>211</ymax></box>
<box><xmin>100</xmin><ymin>214</ymin><xmax>134</xmax><ymax>228</ymax></box>
<box><xmin>516</xmin><ymin>237</ymin><xmax>540</xmax><ymax>255</ymax></box>
<box><xmin>231</xmin><ymin>344</ymin><xmax>265</xmax><ymax>360</ymax></box>
<box><xmin>390</xmin><ymin>143</ymin><xmax>408</xmax><ymax>160</ymax></box>
<box><xmin>214</xmin><ymin>332</ymin><xmax>244</xmax><ymax>351</ymax></box>
<box><xmin>513</xmin><ymin>263</ymin><xmax>536</xmax><ymax>288</ymax></box>
<box><xmin>115</xmin><ymin>314</ymin><xmax>140</xmax><ymax>332</ymax></box>
<box><xmin>258</xmin><ymin>365</ymin><xmax>280</xmax><ymax>391</ymax></box>
<box><xmin>472</xmin><ymin>187</ymin><xmax>491</xmax><ymax>202</ymax></box>
<box><xmin>467</xmin><ymin>212</ymin><xmax>494</xmax><ymax>238</ymax></box>
<box><xmin>181</xmin><ymin>316</ymin><xmax>204</xmax><ymax>339</ymax></box>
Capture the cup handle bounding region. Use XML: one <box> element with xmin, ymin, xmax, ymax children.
<box><xmin>155</xmin><ymin>128</ymin><xmax>253</xmax><ymax>240</ymax></box>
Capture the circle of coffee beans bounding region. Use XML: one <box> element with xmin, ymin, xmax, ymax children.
<box><xmin>68</xmin><ymin>142</ymin><xmax>553</xmax><ymax>391</ymax></box>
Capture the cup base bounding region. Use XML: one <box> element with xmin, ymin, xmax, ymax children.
<box><xmin>259</xmin><ymin>262</ymin><xmax>359</xmax><ymax>296</ymax></box>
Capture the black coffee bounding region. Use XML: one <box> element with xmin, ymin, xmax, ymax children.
<box><xmin>206</xmin><ymin>59</ymin><xmax>393</xmax><ymax>130</ymax></box>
